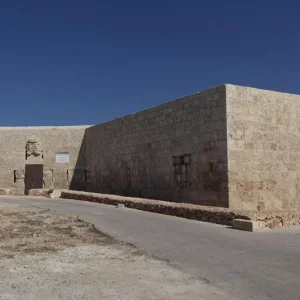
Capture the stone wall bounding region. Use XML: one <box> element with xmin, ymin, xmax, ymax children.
<box><xmin>0</xmin><ymin>126</ymin><xmax>89</xmax><ymax>195</ymax></box>
<box><xmin>2</xmin><ymin>84</ymin><xmax>298</xmax><ymax>212</ymax></box>
<box><xmin>85</xmin><ymin>85</ymin><xmax>229</xmax><ymax>207</ymax></box>
<box><xmin>226</xmin><ymin>85</ymin><xmax>300</xmax><ymax>210</ymax></box>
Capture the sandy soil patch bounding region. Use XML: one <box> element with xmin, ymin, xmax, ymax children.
<box><xmin>0</xmin><ymin>203</ymin><xmax>224</xmax><ymax>300</ymax></box>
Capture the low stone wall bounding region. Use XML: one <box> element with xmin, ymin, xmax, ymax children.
<box><xmin>60</xmin><ymin>190</ymin><xmax>243</xmax><ymax>225</ymax></box>
<box><xmin>28</xmin><ymin>189</ymin><xmax>300</xmax><ymax>229</ymax></box>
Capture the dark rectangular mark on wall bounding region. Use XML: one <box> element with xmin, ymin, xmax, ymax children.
<box><xmin>185</xmin><ymin>164</ymin><xmax>188</xmax><ymax>186</ymax></box>
<box><xmin>126</xmin><ymin>164</ymin><xmax>131</xmax><ymax>189</ymax></box>
<box><xmin>147</xmin><ymin>163</ymin><xmax>152</xmax><ymax>199</ymax></box>
<box><xmin>86</xmin><ymin>170</ymin><xmax>91</xmax><ymax>184</ymax></box>
<box><xmin>173</xmin><ymin>154</ymin><xmax>191</xmax><ymax>188</ymax></box>
<box><xmin>13</xmin><ymin>170</ymin><xmax>16</xmax><ymax>183</ymax></box>
<box><xmin>24</xmin><ymin>164</ymin><xmax>43</xmax><ymax>195</ymax></box>
<box><xmin>149</xmin><ymin>163</ymin><xmax>152</xmax><ymax>188</ymax></box>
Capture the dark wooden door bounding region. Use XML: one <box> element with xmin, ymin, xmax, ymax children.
<box><xmin>25</xmin><ymin>164</ymin><xmax>43</xmax><ymax>195</ymax></box>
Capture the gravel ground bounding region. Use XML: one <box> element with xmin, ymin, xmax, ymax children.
<box><xmin>0</xmin><ymin>202</ymin><xmax>224</xmax><ymax>300</ymax></box>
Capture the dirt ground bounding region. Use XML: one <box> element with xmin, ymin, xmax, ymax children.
<box><xmin>0</xmin><ymin>202</ymin><xmax>224</xmax><ymax>300</ymax></box>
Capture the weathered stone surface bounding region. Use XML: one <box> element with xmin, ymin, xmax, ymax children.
<box><xmin>0</xmin><ymin>188</ymin><xmax>10</xmax><ymax>195</ymax></box>
<box><xmin>0</xmin><ymin>126</ymin><xmax>90</xmax><ymax>195</ymax></box>
<box><xmin>85</xmin><ymin>85</ymin><xmax>229</xmax><ymax>207</ymax></box>
<box><xmin>26</xmin><ymin>136</ymin><xmax>43</xmax><ymax>157</ymax></box>
<box><xmin>232</xmin><ymin>219</ymin><xmax>264</xmax><ymax>232</ymax></box>
<box><xmin>48</xmin><ymin>189</ymin><xmax>61</xmax><ymax>199</ymax></box>
<box><xmin>226</xmin><ymin>84</ymin><xmax>300</xmax><ymax>211</ymax></box>
<box><xmin>28</xmin><ymin>189</ymin><xmax>49</xmax><ymax>197</ymax></box>
<box><xmin>14</xmin><ymin>169</ymin><xmax>25</xmax><ymax>180</ymax></box>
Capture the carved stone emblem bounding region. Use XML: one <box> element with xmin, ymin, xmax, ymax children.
<box><xmin>26</xmin><ymin>136</ymin><xmax>43</xmax><ymax>157</ymax></box>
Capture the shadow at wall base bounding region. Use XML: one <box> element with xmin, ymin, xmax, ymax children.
<box><xmin>86</xmin><ymin>185</ymin><xmax>229</xmax><ymax>208</ymax></box>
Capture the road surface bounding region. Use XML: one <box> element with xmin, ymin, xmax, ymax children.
<box><xmin>1</xmin><ymin>196</ymin><xmax>300</xmax><ymax>300</ymax></box>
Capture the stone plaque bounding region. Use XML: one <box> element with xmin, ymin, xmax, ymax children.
<box><xmin>56</xmin><ymin>152</ymin><xmax>70</xmax><ymax>163</ymax></box>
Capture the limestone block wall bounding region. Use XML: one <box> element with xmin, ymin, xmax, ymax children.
<box><xmin>226</xmin><ymin>85</ymin><xmax>300</xmax><ymax>210</ymax></box>
<box><xmin>85</xmin><ymin>85</ymin><xmax>229</xmax><ymax>207</ymax></box>
<box><xmin>0</xmin><ymin>126</ymin><xmax>89</xmax><ymax>195</ymax></box>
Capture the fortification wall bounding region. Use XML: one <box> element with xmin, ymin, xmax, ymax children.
<box><xmin>85</xmin><ymin>85</ymin><xmax>229</xmax><ymax>207</ymax></box>
<box><xmin>0</xmin><ymin>126</ymin><xmax>89</xmax><ymax>195</ymax></box>
<box><xmin>227</xmin><ymin>85</ymin><xmax>300</xmax><ymax>210</ymax></box>
<box><xmin>1</xmin><ymin>84</ymin><xmax>299</xmax><ymax>212</ymax></box>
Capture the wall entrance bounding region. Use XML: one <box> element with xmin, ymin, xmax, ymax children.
<box><xmin>24</xmin><ymin>164</ymin><xmax>43</xmax><ymax>195</ymax></box>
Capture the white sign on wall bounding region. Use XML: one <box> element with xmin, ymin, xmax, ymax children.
<box><xmin>56</xmin><ymin>152</ymin><xmax>70</xmax><ymax>163</ymax></box>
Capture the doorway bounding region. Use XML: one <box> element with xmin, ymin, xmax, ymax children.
<box><xmin>25</xmin><ymin>164</ymin><xmax>43</xmax><ymax>195</ymax></box>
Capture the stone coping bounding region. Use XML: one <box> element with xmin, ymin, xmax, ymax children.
<box><xmin>28</xmin><ymin>189</ymin><xmax>300</xmax><ymax>229</ymax></box>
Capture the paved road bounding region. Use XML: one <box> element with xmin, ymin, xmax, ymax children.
<box><xmin>1</xmin><ymin>196</ymin><xmax>300</xmax><ymax>300</ymax></box>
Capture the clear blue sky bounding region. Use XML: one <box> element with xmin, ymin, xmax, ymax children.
<box><xmin>1</xmin><ymin>1</ymin><xmax>299</xmax><ymax>126</ymax></box>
